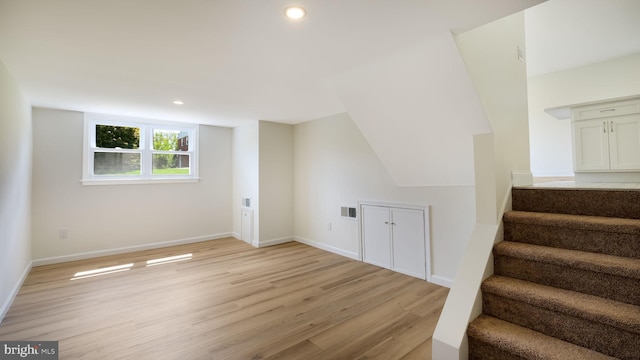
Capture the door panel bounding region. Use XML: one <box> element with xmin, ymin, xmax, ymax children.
<box><xmin>361</xmin><ymin>205</ymin><xmax>391</xmax><ymax>269</ymax></box>
<box><xmin>241</xmin><ymin>209</ymin><xmax>253</xmax><ymax>244</ymax></box>
<box><xmin>610</xmin><ymin>116</ymin><xmax>640</xmax><ymax>170</ymax></box>
<box><xmin>573</xmin><ymin>120</ymin><xmax>609</xmax><ymax>171</ymax></box>
<box><xmin>391</xmin><ymin>208</ymin><xmax>426</xmax><ymax>279</ymax></box>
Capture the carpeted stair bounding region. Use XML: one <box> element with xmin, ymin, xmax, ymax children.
<box><xmin>468</xmin><ymin>187</ymin><xmax>640</xmax><ymax>360</ymax></box>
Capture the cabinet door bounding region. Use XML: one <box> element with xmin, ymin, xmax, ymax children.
<box><xmin>609</xmin><ymin>115</ymin><xmax>640</xmax><ymax>170</ymax></box>
<box><xmin>361</xmin><ymin>205</ymin><xmax>391</xmax><ymax>269</ymax></box>
<box><xmin>391</xmin><ymin>208</ymin><xmax>426</xmax><ymax>279</ymax></box>
<box><xmin>573</xmin><ymin>119</ymin><xmax>610</xmax><ymax>171</ymax></box>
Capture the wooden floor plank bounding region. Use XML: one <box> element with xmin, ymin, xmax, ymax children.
<box><xmin>0</xmin><ymin>238</ymin><xmax>447</xmax><ymax>359</ymax></box>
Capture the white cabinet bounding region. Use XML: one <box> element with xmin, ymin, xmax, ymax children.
<box><xmin>573</xmin><ymin>119</ymin><xmax>611</xmax><ymax>170</ymax></box>
<box><xmin>572</xmin><ymin>98</ymin><xmax>640</xmax><ymax>173</ymax></box>
<box><xmin>609</xmin><ymin>116</ymin><xmax>640</xmax><ymax>170</ymax></box>
<box><xmin>361</xmin><ymin>204</ymin><xmax>427</xmax><ymax>280</ymax></box>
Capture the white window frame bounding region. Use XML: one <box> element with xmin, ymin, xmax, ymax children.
<box><xmin>82</xmin><ymin>113</ymin><xmax>199</xmax><ymax>185</ymax></box>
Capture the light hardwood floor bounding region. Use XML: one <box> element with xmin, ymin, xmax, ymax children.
<box><xmin>0</xmin><ymin>238</ymin><xmax>448</xmax><ymax>359</ymax></box>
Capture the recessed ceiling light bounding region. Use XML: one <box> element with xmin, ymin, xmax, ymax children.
<box><xmin>173</xmin><ymin>100</ymin><xmax>184</xmax><ymax>105</ymax></box>
<box><xmin>284</xmin><ymin>6</ymin><xmax>306</xmax><ymax>20</ymax></box>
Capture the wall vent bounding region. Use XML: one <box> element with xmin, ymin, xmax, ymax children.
<box><xmin>340</xmin><ymin>206</ymin><xmax>357</xmax><ymax>220</ymax></box>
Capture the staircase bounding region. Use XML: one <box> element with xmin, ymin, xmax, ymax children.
<box><xmin>467</xmin><ymin>187</ymin><xmax>640</xmax><ymax>360</ymax></box>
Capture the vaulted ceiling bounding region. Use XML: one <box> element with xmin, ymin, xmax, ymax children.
<box><xmin>3</xmin><ymin>0</ymin><xmax>637</xmax><ymax>185</ymax></box>
<box><xmin>1</xmin><ymin>0</ymin><xmax>542</xmax><ymax>127</ymax></box>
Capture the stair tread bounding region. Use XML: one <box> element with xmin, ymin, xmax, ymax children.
<box><xmin>511</xmin><ymin>188</ymin><xmax>640</xmax><ymax>219</ymax></box>
<box><xmin>483</xmin><ymin>275</ymin><xmax>640</xmax><ymax>334</ymax></box>
<box><xmin>494</xmin><ymin>241</ymin><xmax>640</xmax><ymax>279</ymax></box>
<box><xmin>504</xmin><ymin>210</ymin><xmax>640</xmax><ymax>234</ymax></box>
<box><xmin>468</xmin><ymin>315</ymin><xmax>617</xmax><ymax>360</ymax></box>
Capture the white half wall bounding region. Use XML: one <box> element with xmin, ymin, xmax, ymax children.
<box><xmin>528</xmin><ymin>52</ymin><xmax>640</xmax><ymax>176</ymax></box>
<box><xmin>456</xmin><ymin>10</ymin><xmax>531</xmax><ymax>220</ymax></box>
<box><xmin>434</xmin><ymin>11</ymin><xmax>531</xmax><ymax>359</ymax></box>
<box><xmin>293</xmin><ymin>113</ymin><xmax>476</xmax><ymax>283</ymax></box>
<box><xmin>31</xmin><ymin>108</ymin><xmax>233</xmax><ymax>261</ymax></box>
<box><xmin>258</xmin><ymin>121</ymin><xmax>294</xmax><ymax>246</ymax></box>
<box><xmin>0</xmin><ymin>59</ymin><xmax>32</xmax><ymax>323</ymax></box>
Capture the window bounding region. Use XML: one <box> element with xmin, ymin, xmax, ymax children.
<box><xmin>83</xmin><ymin>114</ymin><xmax>198</xmax><ymax>185</ymax></box>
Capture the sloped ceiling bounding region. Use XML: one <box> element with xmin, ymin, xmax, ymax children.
<box><xmin>0</xmin><ymin>0</ymin><xmax>545</xmax><ymax>186</ymax></box>
<box><xmin>525</xmin><ymin>0</ymin><xmax>640</xmax><ymax>77</ymax></box>
<box><xmin>328</xmin><ymin>35</ymin><xmax>492</xmax><ymax>186</ymax></box>
<box><xmin>0</xmin><ymin>0</ymin><xmax>543</xmax><ymax>126</ymax></box>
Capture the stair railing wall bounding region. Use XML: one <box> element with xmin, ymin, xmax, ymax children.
<box><xmin>432</xmin><ymin>133</ymin><xmax>519</xmax><ymax>359</ymax></box>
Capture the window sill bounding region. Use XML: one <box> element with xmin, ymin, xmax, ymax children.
<box><xmin>81</xmin><ymin>177</ymin><xmax>200</xmax><ymax>186</ymax></box>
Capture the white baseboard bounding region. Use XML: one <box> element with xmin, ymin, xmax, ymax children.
<box><xmin>231</xmin><ymin>232</ymin><xmax>241</xmax><ymax>240</ymax></box>
<box><xmin>254</xmin><ymin>236</ymin><xmax>295</xmax><ymax>248</ymax></box>
<box><xmin>32</xmin><ymin>232</ymin><xmax>234</xmax><ymax>266</ymax></box>
<box><xmin>1</xmin><ymin>261</ymin><xmax>32</xmax><ymax>325</ymax></box>
<box><xmin>294</xmin><ymin>236</ymin><xmax>359</xmax><ymax>260</ymax></box>
<box><xmin>430</xmin><ymin>274</ymin><xmax>453</xmax><ymax>288</ymax></box>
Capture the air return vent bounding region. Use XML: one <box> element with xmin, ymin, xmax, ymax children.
<box><xmin>340</xmin><ymin>206</ymin><xmax>357</xmax><ymax>220</ymax></box>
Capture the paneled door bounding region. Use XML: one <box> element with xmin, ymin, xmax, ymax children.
<box><xmin>391</xmin><ymin>208</ymin><xmax>426</xmax><ymax>279</ymax></box>
<box><xmin>361</xmin><ymin>205</ymin><xmax>392</xmax><ymax>269</ymax></box>
<box><xmin>361</xmin><ymin>204</ymin><xmax>427</xmax><ymax>280</ymax></box>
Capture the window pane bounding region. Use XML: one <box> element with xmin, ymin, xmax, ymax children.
<box><xmin>96</xmin><ymin>125</ymin><xmax>140</xmax><ymax>149</ymax></box>
<box><xmin>94</xmin><ymin>153</ymin><xmax>141</xmax><ymax>175</ymax></box>
<box><xmin>177</xmin><ymin>131</ymin><xmax>189</xmax><ymax>151</ymax></box>
<box><xmin>152</xmin><ymin>154</ymin><xmax>190</xmax><ymax>175</ymax></box>
<box><xmin>153</xmin><ymin>129</ymin><xmax>189</xmax><ymax>151</ymax></box>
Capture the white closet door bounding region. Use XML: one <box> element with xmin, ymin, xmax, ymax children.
<box><xmin>361</xmin><ymin>205</ymin><xmax>391</xmax><ymax>269</ymax></box>
<box><xmin>391</xmin><ymin>208</ymin><xmax>426</xmax><ymax>279</ymax></box>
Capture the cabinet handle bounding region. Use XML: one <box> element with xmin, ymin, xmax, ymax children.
<box><xmin>391</xmin><ymin>222</ymin><xmax>396</xmax><ymax>226</ymax></box>
<box><xmin>603</xmin><ymin>121</ymin><xmax>607</xmax><ymax>133</ymax></box>
<box><xmin>610</xmin><ymin>121</ymin><xmax>614</xmax><ymax>132</ymax></box>
<box><xmin>600</xmin><ymin>108</ymin><xmax>616</xmax><ymax>113</ymax></box>
<box><xmin>384</xmin><ymin>221</ymin><xmax>389</xmax><ymax>224</ymax></box>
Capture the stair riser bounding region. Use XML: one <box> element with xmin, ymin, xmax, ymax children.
<box><xmin>512</xmin><ymin>188</ymin><xmax>640</xmax><ymax>219</ymax></box>
<box><xmin>483</xmin><ymin>293</ymin><xmax>640</xmax><ymax>360</ymax></box>
<box><xmin>494</xmin><ymin>256</ymin><xmax>639</xmax><ymax>305</ymax></box>
<box><xmin>503</xmin><ymin>223</ymin><xmax>640</xmax><ymax>259</ymax></box>
<box><xmin>468</xmin><ymin>338</ymin><xmax>527</xmax><ymax>360</ymax></box>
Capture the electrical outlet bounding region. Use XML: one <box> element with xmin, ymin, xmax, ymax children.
<box><xmin>58</xmin><ymin>229</ymin><xmax>68</xmax><ymax>240</ymax></box>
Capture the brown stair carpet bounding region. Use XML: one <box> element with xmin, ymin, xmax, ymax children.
<box><xmin>503</xmin><ymin>211</ymin><xmax>640</xmax><ymax>258</ymax></box>
<box><xmin>482</xmin><ymin>276</ymin><xmax>640</xmax><ymax>359</ymax></box>
<box><xmin>494</xmin><ymin>241</ymin><xmax>640</xmax><ymax>305</ymax></box>
<box><xmin>511</xmin><ymin>188</ymin><xmax>640</xmax><ymax>219</ymax></box>
<box><xmin>467</xmin><ymin>187</ymin><xmax>640</xmax><ymax>359</ymax></box>
<box><xmin>468</xmin><ymin>315</ymin><xmax>618</xmax><ymax>360</ymax></box>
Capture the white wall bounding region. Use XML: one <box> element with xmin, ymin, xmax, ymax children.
<box><xmin>258</xmin><ymin>121</ymin><xmax>294</xmax><ymax>246</ymax></box>
<box><xmin>434</xmin><ymin>12</ymin><xmax>531</xmax><ymax>359</ymax></box>
<box><xmin>456</xmin><ymin>11</ymin><xmax>531</xmax><ymax>218</ymax></box>
<box><xmin>31</xmin><ymin>108</ymin><xmax>233</xmax><ymax>262</ymax></box>
<box><xmin>528</xmin><ymin>52</ymin><xmax>640</xmax><ymax>176</ymax></box>
<box><xmin>328</xmin><ymin>36</ymin><xmax>491</xmax><ymax>186</ymax></box>
<box><xmin>232</xmin><ymin>121</ymin><xmax>259</xmax><ymax>243</ymax></box>
<box><xmin>293</xmin><ymin>112</ymin><xmax>475</xmax><ymax>283</ymax></box>
<box><xmin>0</xmin><ymin>59</ymin><xmax>32</xmax><ymax>322</ymax></box>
